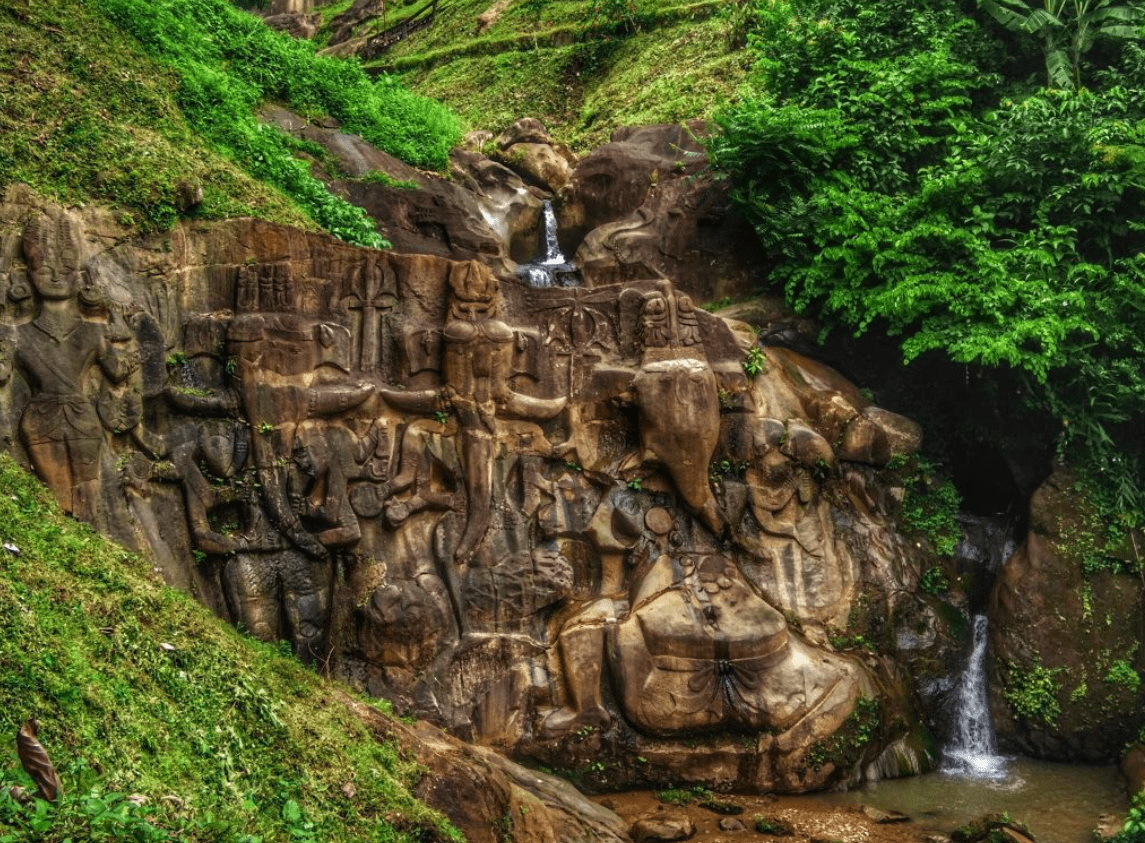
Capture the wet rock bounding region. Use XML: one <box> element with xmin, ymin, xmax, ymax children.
<box><xmin>631</xmin><ymin>813</ymin><xmax>696</xmax><ymax>841</ymax></box>
<box><xmin>719</xmin><ymin>817</ymin><xmax>747</xmax><ymax>832</ymax></box>
<box><xmin>860</xmin><ymin>805</ymin><xmax>910</xmax><ymax>823</ymax></box>
<box><xmin>989</xmin><ymin>467</ymin><xmax>1145</xmax><ymax>762</ymax></box>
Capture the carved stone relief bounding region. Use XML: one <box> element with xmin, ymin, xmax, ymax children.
<box><xmin>0</xmin><ymin>199</ymin><xmax>931</xmax><ymax>792</ymax></box>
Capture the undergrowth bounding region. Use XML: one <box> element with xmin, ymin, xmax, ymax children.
<box><xmin>0</xmin><ymin>455</ymin><xmax>457</xmax><ymax>843</ymax></box>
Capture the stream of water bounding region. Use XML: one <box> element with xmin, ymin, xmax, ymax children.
<box><xmin>517</xmin><ymin>200</ymin><xmax>578</xmax><ymax>287</ymax></box>
<box><xmin>943</xmin><ymin>614</ymin><xmax>1007</xmax><ymax>779</ymax></box>
<box><xmin>813</xmin><ymin>758</ymin><xmax>1127</xmax><ymax>842</ymax></box>
<box><xmin>816</xmin><ymin>604</ymin><xmax>1128</xmax><ymax>842</ymax></box>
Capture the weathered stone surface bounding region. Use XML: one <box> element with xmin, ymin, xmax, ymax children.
<box><xmin>341</xmin><ymin>693</ymin><xmax>631</xmax><ymax>843</ymax></box>
<box><xmin>559</xmin><ymin>123</ymin><xmax>765</xmax><ymax>301</ymax></box>
<box><xmin>989</xmin><ymin>467</ymin><xmax>1145</xmax><ymax>761</ymax></box>
<box><xmin>718</xmin><ymin>817</ymin><xmax>747</xmax><ymax>832</ymax></box>
<box><xmin>1122</xmin><ymin>742</ymin><xmax>1145</xmax><ymax>794</ymax></box>
<box><xmin>499</xmin><ymin>142</ymin><xmax>573</xmax><ymax>193</ymax></box>
<box><xmin>0</xmin><ymin>186</ymin><xmax>937</xmax><ymax>793</ymax></box>
<box><xmin>630</xmin><ymin>813</ymin><xmax>695</xmax><ymax>842</ymax></box>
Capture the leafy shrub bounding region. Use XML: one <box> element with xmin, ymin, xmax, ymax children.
<box><xmin>1003</xmin><ymin>660</ymin><xmax>1063</xmax><ymax>725</ymax></box>
<box><xmin>899</xmin><ymin>460</ymin><xmax>962</xmax><ymax>557</ymax></box>
<box><xmin>920</xmin><ymin>566</ymin><xmax>950</xmax><ymax>594</ymax></box>
<box><xmin>1105</xmin><ymin>659</ymin><xmax>1142</xmax><ymax>693</ymax></box>
<box><xmin>709</xmin><ymin>0</ymin><xmax>1145</xmax><ymax>531</ymax></box>
<box><xmin>1115</xmin><ymin>792</ymin><xmax>1145</xmax><ymax>843</ymax></box>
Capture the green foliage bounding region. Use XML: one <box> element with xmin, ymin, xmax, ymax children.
<box><xmin>654</xmin><ymin>787</ymin><xmax>698</xmax><ymax>806</ymax></box>
<box><xmin>0</xmin><ymin>455</ymin><xmax>458</xmax><ymax>843</ymax></box>
<box><xmin>1105</xmin><ymin>658</ymin><xmax>1142</xmax><ymax>692</ymax></box>
<box><xmin>754</xmin><ymin>815</ymin><xmax>795</xmax><ymax>836</ymax></box>
<box><xmin>898</xmin><ymin>459</ymin><xmax>962</xmax><ymax>556</ymax></box>
<box><xmin>1003</xmin><ymin>659</ymin><xmax>1064</xmax><ymax>725</ymax></box>
<box><xmin>0</xmin><ymin>0</ymin><xmax>311</xmax><ymax>234</ymax></box>
<box><xmin>87</xmin><ymin>0</ymin><xmax>461</xmax><ymax>246</ymax></box>
<box><xmin>920</xmin><ymin>566</ymin><xmax>950</xmax><ymax>594</ymax></box>
<box><xmin>978</xmin><ymin>0</ymin><xmax>1144</xmax><ymax>89</ymax></box>
<box><xmin>710</xmin><ymin>0</ymin><xmax>1145</xmax><ymax>527</ymax></box>
<box><xmin>1115</xmin><ymin>792</ymin><xmax>1145</xmax><ymax>843</ymax></box>
<box><xmin>803</xmin><ymin>697</ymin><xmax>881</xmax><ymax>772</ymax></box>
<box><xmin>743</xmin><ymin>346</ymin><xmax>767</xmax><ymax>377</ymax></box>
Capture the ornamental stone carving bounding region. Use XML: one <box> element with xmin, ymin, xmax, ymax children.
<box><xmin>0</xmin><ymin>195</ymin><xmax>932</xmax><ymax>793</ymax></box>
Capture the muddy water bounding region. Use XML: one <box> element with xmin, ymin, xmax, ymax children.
<box><xmin>810</xmin><ymin>758</ymin><xmax>1128</xmax><ymax>843</ymax></box>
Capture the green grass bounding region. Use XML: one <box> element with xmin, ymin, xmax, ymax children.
<box><xmin>0</xmin><ymin>455</ymin><xmax>459</xmax><ymax>843</ymax></box>
<box><xmin>364</xmin><ymin>0</ymin><xmax>748</xmax><ymax>151</ymax></box>
<box><xmin>0</xmin><ymin>0</ymin><xmax>311</xmax><ymax>234</ymax></box>
<box><xmin>0</xmin><ymin>0</ymin><xmax>462</xmax><ymax>246</ymax></box>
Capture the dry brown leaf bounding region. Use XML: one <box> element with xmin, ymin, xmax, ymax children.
<box><xmin>16</xmin><ymin>719</ymin><xmax>62</xmax><ymax>803</ymax></box>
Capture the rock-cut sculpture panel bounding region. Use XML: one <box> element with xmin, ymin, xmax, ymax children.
<box><xmin>0</xmin><ymin>202</ymin><xmax>926</xmax><ymax>793</ymax></box>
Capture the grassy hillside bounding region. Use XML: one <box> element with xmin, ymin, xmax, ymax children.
<box><xmin>0</xmin><ymin>454</ymin><xmax>458</xmax><ymax>843</ymax></box>
<box><xmin>0</xmin><ymin>0</ymin><xmax>460</xmax><ymax>246</ymax></box>
<box><xmin>342</xmin><ymin>0</ymin><xmax>751</xmax><ymax>150</ymax></box>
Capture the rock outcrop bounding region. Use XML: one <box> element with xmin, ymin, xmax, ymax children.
<box><xmin>989</xmin><ymin>467</ymin><xmax>1145</xmax><ymax>761</ymax></box>
<box><xmin>0</xmin><ymin>183</ymin><xmax>941</xmax><ymax>793</ymax></box>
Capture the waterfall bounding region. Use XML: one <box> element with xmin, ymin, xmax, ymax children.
<box><xmin>944</xmin><ymin>614</ymin><xmax>1007</xmax><ymax>778</ymax></box>
<box><xmin>518</xmin><ymin>200</ymin><xmax>578</xmax><ymax>287</ymax></box>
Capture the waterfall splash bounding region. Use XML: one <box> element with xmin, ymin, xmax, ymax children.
<box><xmin>517</xmin><ymin>200</ymin><xmax>579</xmax><ymax>287</ymax></box>
<box><xmin>944</xmin><ymin>614</ymin><xmax>1008</xmax><ymax>779</ymax></box>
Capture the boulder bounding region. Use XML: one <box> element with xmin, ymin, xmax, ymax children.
<box><xmin>631</xmin><ymin>813</ymin><xmax>695</xmax><ymax>842</ymax></box>
<box><xmin>989</xmin><ymin>467</ymin><xmax>1145</xmax><ymax>761</ymax></box>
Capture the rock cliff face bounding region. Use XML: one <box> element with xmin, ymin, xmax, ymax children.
<box><xmin>0</xmin><ymin>179</ymin><xmax>949</xmax><ymax>793</ymax></box>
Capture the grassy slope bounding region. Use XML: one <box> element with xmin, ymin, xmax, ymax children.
<box><xmin>0</xmin><ymin>0</ymin><xmax>311</xmax><ymax>233</ymax></box>
<box><xmin>356</xmin><ymin>0</ymin><xmax>750</xmax><ymax>150</ymax></box>
<box><xmin>0</xmin><ymin>454</ymin><xmax>457</xmax><ymax>843</ymax></box>
<box><xmin>0</xmin><ymin>0</ymin><xmax>460</xmax><ymax>245</ymax></box>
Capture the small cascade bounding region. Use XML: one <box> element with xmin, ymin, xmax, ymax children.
<box><xmin>944</xmin><ymin>614</ymin><xmax>1008</xmax><ymax>778</ymax></box>
<box><xmin>517</xmin><ymin>200</ymin><xmax>579</xmax><ymax>287</ymax></box>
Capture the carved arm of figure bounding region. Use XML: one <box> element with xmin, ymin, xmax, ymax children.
<box><xmin>160</xmin><ymin>441</ymin><xmax>242</xmax><ymax>557</ymax></box>
<box><xmin>378</xmin><ymin>386</ymin><xmax>445</xmax><ymax>416</ymax></box>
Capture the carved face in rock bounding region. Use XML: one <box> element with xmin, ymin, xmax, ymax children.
<box><xmin>22</xmin><ymin>215</ymin><xmax>84</xmax><ymax>302</ymax></box>
<box><xmin>447</xmin><ymin>261</ymin><xmax>499</xmax><ymax>323</ymax></box>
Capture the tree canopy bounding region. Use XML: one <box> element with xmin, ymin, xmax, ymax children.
<box><xmin>710</xmin><ymin>0</ymin><xmax>1145</xmax><ymax>534</ymax></box>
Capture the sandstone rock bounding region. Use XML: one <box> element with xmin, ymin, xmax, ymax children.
<box><xmin>497</xmin><ymin>118</ymin><xmax>556</xmax><ymax>149</ymax></box>
<box><xmin>341</xmin><ymin>694</ymin><xmax>629</xmax><ymax>843</ymax></box>
<box><xmin>989</xmin><ymin>467</ymin><xmax>1145</xmax><ymax>761</ymax></box>
<box><xmin>1122</xmin><ymin>742</ymin><xmax>1145</xmax><ymax>794</ymax></box>
<box><xmin>0</xmin><ymin>187</ymin><xmax>935</xmax><ymax>796</ymax></box>
<box><xmin>631</xmin><ymin>813</ymin><xmax>695</xmax><ymax>842</ymax></box>
<box><xmin>1094</xmin><ymin>815</ymin><xmax>1124</xmax><ymax>841</ymax></box>
<box><xmin>499</xmin><ymin>142</ymin><xmax>573</xmax><ymax>193</ymax></box>
<box><xmin>860</xmin><ymin>805</ymin><xmax>909</xmax><ymax>823</ymax></box>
